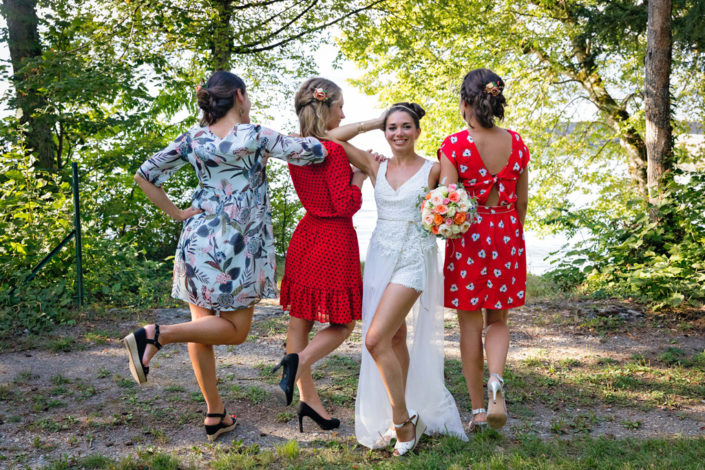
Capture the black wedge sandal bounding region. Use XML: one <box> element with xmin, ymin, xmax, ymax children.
<box><xmin>205</xmin><ymin>409</ymin><xmax>237</xmax><ymax>442</ymax></box>
<box><xmin>123</xmin><ymin>324</ymin><xmax>162</xmax><ymax>384</ymax></box>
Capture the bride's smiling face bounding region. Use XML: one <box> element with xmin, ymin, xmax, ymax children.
<box><xmin>385</xmin><ymin>111</ymin><xmax>421</xmax><ymax>153</ymax></box>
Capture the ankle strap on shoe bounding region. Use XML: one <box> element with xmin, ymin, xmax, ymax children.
<box><xmin>393</xmin><ymin>410</ymin><xmax>418</xmax><ymax>428</ymax></box>
<box><xmin>146</xmin><ymin>324</ymin><xmax>163</xmax><ymax>350</ymax></box>
<box><xmin>490</xmin><ymin>373</ymin><xmax>504</xmax><ymax>385</ymax></box>
<box><xmin>206</xmin><ymin>409</ymin><xmax>226</xmax><ymax>419</ymax></box>
<box><xmin>471</xmin><ymin>408</ymin><xmax>487</xmax><ymax>416</ymax></box>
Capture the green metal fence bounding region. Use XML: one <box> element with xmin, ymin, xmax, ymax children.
<box><xmin>13</xmin><ymin>162</ymin><xmax>84</xmax><ymax>306</ymax></box>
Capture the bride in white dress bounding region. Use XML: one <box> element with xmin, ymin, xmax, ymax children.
<box><xmin>335</xmin><ymin>103</ymin><xmax>467</xmax><ymax>455</ymax></box>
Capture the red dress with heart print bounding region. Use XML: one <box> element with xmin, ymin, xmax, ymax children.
<box><xmin>437</xmin><ymin>129</ymin><xmax>530</xmax><ymax>311</ymax></box>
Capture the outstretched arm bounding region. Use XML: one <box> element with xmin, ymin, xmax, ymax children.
<box><xmin>336</xmin><ymin>140</ymin><xmax>381</xmax><ymax>186</ymax></box>
<box><xmin>326</xmin><ymin>116</ymin><xmax>384</xmax><ymax>142</ymax></box>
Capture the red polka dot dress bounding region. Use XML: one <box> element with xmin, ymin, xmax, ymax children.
<box><xmin>438</xmin><ymin>129</ymin><xmax>530</xmax><ymax>311</ymax></box>
<box><xmin>280</xmin><ymin>140</ymin><xmax>363</xmax><ymax>324</ymax></box>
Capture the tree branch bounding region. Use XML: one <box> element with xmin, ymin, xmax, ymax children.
<box><xmin>234</xmin><ymin>0</ymin><xmax>318</xmax><ymax>50</ymax></box>
<box><xmin>232</xmin><ymin>0</ymin><xmax>385</xmax><ymax>54</ymax></box>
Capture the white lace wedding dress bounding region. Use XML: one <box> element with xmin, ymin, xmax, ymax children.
<box><xmin>354</xmin><ymin>159</ymin><xmax>467</xmax><ymax>449</ymax></box>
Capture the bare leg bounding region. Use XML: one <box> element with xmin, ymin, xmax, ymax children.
<box><xmin>142</xmin><ymin>304</ymin><xmax>253</xmax><ymax>426</ymax></box>
<box><xmin>485</xmin><ymin>308</ymin><xmax>509</xmax><ymax>428</ymax></box>
<box><xmin>457</xmin><ymin>309</ymin><xmax>487</xmax><ymax>423</ymax></box>
<box><xmin>365</xmin><ymin>284</ymin><xmax>420</xmax><ymax>444</ymax></box>
<box><xmin>286</xmin><ymin>316</ymin><xmax>354</xmax><ymax>419</ymax></box>
<box><xmin>485</xmin><ymin>309</ymin><xmax>509</xmax><ymax>378</ymax></box>
<box><xmin>391</xmin><ymin>322</ymin><xmax>409</xmax><ymax>391</ymax></box>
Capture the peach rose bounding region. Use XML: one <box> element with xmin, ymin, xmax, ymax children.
<box><xmin>435</xmin><ymin>204</ymin><xmax>448</xmax><ymax>215</ymax></box>
<box><xmin>448</xmin><ymin>191</ymin><xmax>460</xmax><ymax>203</ymax></box>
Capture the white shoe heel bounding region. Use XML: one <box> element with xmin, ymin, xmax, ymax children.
<box><xmin>393</xmin><ymin>409</ymin><xmax>426</xmax><ymax>456</ymax></box>
<box><xmin>487</xmin><ymin>373</ymin><xmax>507</xmax><ymax>429</ymax></box>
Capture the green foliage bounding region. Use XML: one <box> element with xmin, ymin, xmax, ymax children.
<box><xmin>546</xmin><ymin>169</ymin><xmax>705</xmax><ymax>308</ymax></box>
<box><xmin>267</xmin><ymin>160</ymin><xmax>304</xmax><ymax>259</ymax></box>
<box><xmin>0</xmin><ymin>136</ymin><xmax>176</xmax><ymax>335</ymax></box>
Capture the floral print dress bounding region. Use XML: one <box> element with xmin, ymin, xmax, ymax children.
<box><xmin>138</xmin><ymin>124</ymin><xmax>324</xmax><ymax>312</ymax></box>
<box><xmin>438</xmin><ymin>129</ymin><xmax>530</xmax><ymax>311</ymax></box>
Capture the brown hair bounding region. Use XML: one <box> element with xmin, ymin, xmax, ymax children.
<box><xmin>383</xmin><ymin>102</ymin><xmax>426</xmax><ymax>129</ymax></box>
<box><xmin>294</xmin><ymin>77</ymin><xmax>343</xmax><ymax>139</ymax></box>
<box><xmin>197</xmin><ymin>71</ymin><xmax>247</xmax><ymax>126</ymax></box>
<box><xmin>460</xmin><ymin>68</ymin><xmax>506</xmax><ymax>128</ymax></box>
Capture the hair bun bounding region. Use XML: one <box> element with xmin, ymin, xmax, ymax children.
<box><xmin>196</xmin><ymin>87</ymin><xmax>211</xmax><ymax>112</ymax></box>
<box><xmin>409</xmin><ymin>103</ymin><xmax>426</xmax><ymax>120</ymax></box>
<box><xmin>197</xmin><ymin>71</ymin><xmax>247</xmax><ymax>126</ymax></box>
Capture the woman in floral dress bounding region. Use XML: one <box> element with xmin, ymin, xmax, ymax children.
<box><xmin>439</xmin><ymin>68</ymin><xmax>530</xmax><ymax>432</ymax></box>
<box><xmin>123</xmin><ymin>71</ymin><xmax>325</xmax><ymax>441</ymax></box>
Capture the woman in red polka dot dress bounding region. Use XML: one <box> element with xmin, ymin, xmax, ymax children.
<box><xmin>274</xmin><ymin>77</ymin><xmax>377</xmax><ymax>431</ymax></box>
<box><xmin>438</xmin><ymin>69</ymin><xmax>529</xmax><ymax>433</ymax></box>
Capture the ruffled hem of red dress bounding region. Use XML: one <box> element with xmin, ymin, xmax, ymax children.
<box><xmin>279</xmin><ymin>278</ymin><xmax>362</xmax><ymax>324</ymax></box>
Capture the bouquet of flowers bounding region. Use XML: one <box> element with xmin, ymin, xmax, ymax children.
<box><xmin>420</xmin><ymin>184</ymin><xmax>476</xmax><ymax>239</ymax></box>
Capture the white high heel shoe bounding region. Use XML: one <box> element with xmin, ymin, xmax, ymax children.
<box><xmin>393</xmin><ymin>409</ymin><xmax>426</xmax><ymax>456</ymax></box>
<box><xmin>487</xmin><ymin>373</ymin><xmax>507</xmax><ymax>429</ymax></box>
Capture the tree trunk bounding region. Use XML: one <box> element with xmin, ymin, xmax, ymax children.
<box><xmin>211</xmin><ymin>0</ymin><xmax>234</xmax><ymax>70</ymax></box>
<box><xmin>645</xmin><ymin>0</ymin><xmax>673</xmax><ymax>213</ymax></box>
<box><xmin>3</xmin><ymin>0</ymin><xmax>57</xmax><ymax>171</ymax></box>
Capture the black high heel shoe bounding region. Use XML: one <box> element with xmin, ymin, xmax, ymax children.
<box><xmin>297</xmin><ymin>401</ymin><xmax>340</xmax><ymax>432</ymax></box>
<box><xmin>272</xmin><ymin>353</ymin><xmax>299</xmax><ymax>406</ymax></box>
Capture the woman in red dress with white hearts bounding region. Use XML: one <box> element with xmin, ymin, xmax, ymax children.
<box><xmin>438</xmin><ymin>69</ymin><xmax>529</xmax><ymax>433</ymax></box>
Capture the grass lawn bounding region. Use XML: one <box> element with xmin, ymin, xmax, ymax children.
<box><xmin>44</xmin><ymin>433</ymin><xmax>705</xmax><ymax>469</ymax></box>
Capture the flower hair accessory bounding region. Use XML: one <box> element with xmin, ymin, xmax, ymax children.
<box><xmin>196</xmin><ymin>80</ymin><xmax>208</xmax><ymax>93</ymax></box>
<box><xmin>484</xmin><ymin>81</ymin><xmax>503</xmax><ymax>96</ymax></box>
<box><xmin>312</xmin><ymin>88</ymin><xmax>329</xmax><ymax>102</ymax></box>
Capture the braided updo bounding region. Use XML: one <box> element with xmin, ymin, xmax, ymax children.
<box><xmin>294</xmin><ymin>77</ymin><xmax>343</xmax><ymax>139</ymax></box>
<box><xmin>383</xmin><ymin>102</ymin><xmax>426</xmax><ymax>129</ymax></box>
<box><xmin>197</xmin><ymin>71</ymin><xmax>247</xmax><ymax>126</ymax></box>
<box><xmin>460</xmin><ymin>68</ymin><xmax>506</xmax><ymax>129</ymax></box>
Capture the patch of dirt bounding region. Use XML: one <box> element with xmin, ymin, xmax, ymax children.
<box><xmin>1</xmin><ymin>299</ymin><xmax>703</xmax><ymax>468</ymax></box>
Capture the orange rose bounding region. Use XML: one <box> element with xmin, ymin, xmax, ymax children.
<box><xmin>421</xmin><ymin>201</ymin><xmax>425</xmax><ymax>210</ymax></box>
<box><xmin>433</xmin><ymin>213</ymin><xmax>444</xmax><ymax>225</ymax></box>
<box><xmin>425</xmin><ymin>193</ymin><xmax>432</xmax><ymax>200</ymax></box>
<box><xmin>454</xmin><ymin>212</ymin><xmax>467</xmax><ymax>224</ymax></box>
<box><xmin>313</xmin><ymin>88</ymin><xmax>328</xmax><ymax>101</ymax></box>
<box><xmin>432</xmin><ymin>225</ymin><xmax>439</xmax><ymax>235</ymax></box>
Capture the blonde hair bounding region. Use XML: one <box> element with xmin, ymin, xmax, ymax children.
<box><xmin>294</xmin><ymin>77</ymin><xmax>342</xmax><ymax>139</ymax></box>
